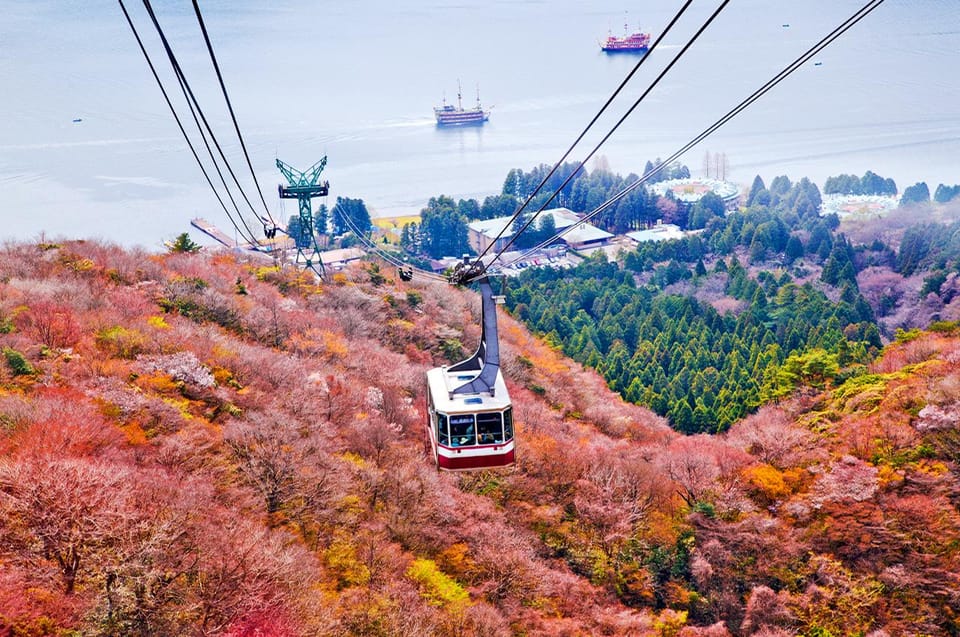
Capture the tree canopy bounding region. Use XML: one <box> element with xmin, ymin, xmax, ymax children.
<box><xmin>168</xmin><ymin>232</ymin><xmax>201</xmax><ymax>254</ymax></box>
<box><xmin>331</xmin><ymin>197</ymin><xmax>372</xmax><ymax>236</ymax></box>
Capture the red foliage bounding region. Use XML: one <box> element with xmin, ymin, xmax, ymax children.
<box><xmin>680</xmin><ymin>622</ymin><xmax>733</xmax><ymax>636</ymax></box>
<box><xmin>660</xmin><ymin>434</ymin><xmax>751</xmax><ymax>511</ymax></box>
<box><xmin>870</xmin><ymin>332</ymin><xmax>945</xmax><ymax>373</ymax></box>
<box><xmin>573</xmin><ymin>450</ymin><xmax>661</xmax><ymax>559</ymax></box>
<box><xmin>0</xmin><ymin>455</ymin><xmax>133</xmax><ymax>594</ymax></box>
<box><xmin>404</xmin><ymin>341</ymin><xmax>433</xmax><ymax>365</ymax></box>
<box><xmin>4</xmin><ymin>243</ymin><xmax>960</xmax><ymax>635</ymax></box>
<box><xmin>222</xmin><ymin>608</ymin><xmax>298</xmax><ymax>637</ymax></box>
<box><xmin>0</xmin><ymin>567</ymin><xmax>85</xmax><ymax>635</ymax></box>
<box><xmin>3</xmin><ymin>387</ymin><xmax>124</xmax><ymax>457</ymax></box>
<box><xmin>13</xmin><ymin>299</ymin><xmax>82</xmax><ymax>349</ymax></box>
<box><xmin>103</xmin><ymin>283</ymin><xmax>158</xmax><ymax>322</ymax></box>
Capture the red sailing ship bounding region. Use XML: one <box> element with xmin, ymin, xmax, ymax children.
<box><xmin>601</xmin><ymin>20</ymin><xmax>651</xmax><ymax>53</ymax></box>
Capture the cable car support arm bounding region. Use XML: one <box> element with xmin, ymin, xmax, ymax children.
<box><xmin>449</xmin><ymin>275</ymin><xmax>501</xmax><ymax>397</ymax></box>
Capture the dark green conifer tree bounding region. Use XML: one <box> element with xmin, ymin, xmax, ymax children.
<box><xmin>746</xmin><ymin>175</ymin><xmax>766</xmax><ymax>206</ymax></box>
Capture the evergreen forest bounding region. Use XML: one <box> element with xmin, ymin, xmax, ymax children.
<box><xmin>495</xmin><ymin>165</ymin><xmax>960</xmax><ymax>433</ymax></box>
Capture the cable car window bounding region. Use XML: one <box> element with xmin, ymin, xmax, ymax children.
<box><xmin>449</xmin><ymin>414</ymin><xmax>476</xmax><ymax>447</ymax></box>
<box><xmin>437</xmin><ymin>413</ymin><xmax>449</xmax><ymax>445</ymax></box>
<box><xmin>503</xmin><ymin>408</ymin><xmax>514</xmax><ymax>441</ymax></box>
<box><xmin>476</xmin><ymin>412</ymin><xmax>503</xmax><ymax>444</ymax></box>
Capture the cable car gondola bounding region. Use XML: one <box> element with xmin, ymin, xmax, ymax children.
<box><xmin>425</xmin><ymin>276</ymin><xmax>514</xmax><ymax>471</ymax></box>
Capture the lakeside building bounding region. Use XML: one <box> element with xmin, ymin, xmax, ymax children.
<box><xmin>291</xmin><ymin>247</ymin><xmax>364</xmax><ymax>272</ymax></box>
<box><xmin>467</xmin><ymin>207</ymin><xmax>613</xmax><ymax>254</ymax></box>
<box><xmin>317</xmin><ymin>247</ymin><xmax>365</xmax><ymax>270</ymax></box>
<box><xmin>821</xmin><ymin>194</ymin><xmax>898</xmax><ymax>218</ymax></box>
<box><xmin>651</xmin><ymin>178</ymin><xmax>740</xmax><ymax>212</ymax></box>
<box><xmin>626</xmin><ymin>221</ymin><xmax>685</xmax><ymax>243</ymax></box>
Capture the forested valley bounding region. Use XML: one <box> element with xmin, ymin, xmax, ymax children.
<box><xmin>497</xmin><ymin>164</ymin><xmax>960</xmax><ymax>433</ymax></box>
<box><xmin>1</xmin><ymin>232</ymin><xmax>960</xmax><ymax>635</ymax></box>
<box><xmin>304</xmin><ymin>150</ymin><xmax>960</xmax><ymax>440</ymax></box>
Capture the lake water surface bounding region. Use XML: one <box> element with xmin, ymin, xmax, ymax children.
<box><xmin>1</xmin><ymin>0</ymin><xmax>958</xmax><ymax>247</ymax></box>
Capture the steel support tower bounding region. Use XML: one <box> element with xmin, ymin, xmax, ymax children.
<box><xmin>276</xmin><ymin>157</ymin><xmax>329</xmax><ymax>276</ymax></box>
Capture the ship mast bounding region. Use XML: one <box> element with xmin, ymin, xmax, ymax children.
<box><xmin>457</xmin><ymin>78</ymin><xmax>463</xmax><ymax>111</ymax></box>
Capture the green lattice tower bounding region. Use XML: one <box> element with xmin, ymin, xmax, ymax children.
<box><xmin>276</xmin><ymin>157</ymin><xmax>329</xmax><ymax>273</ymax></box>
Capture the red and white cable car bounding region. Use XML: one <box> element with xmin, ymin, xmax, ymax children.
<box><xmin>426</xmin><ymin>276</ymin><xmax>515</xmax><ymax>471</ymax></box>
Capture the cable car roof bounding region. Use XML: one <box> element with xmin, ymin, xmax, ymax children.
<box><xmin>427</xmin><ymin>366</ymin><xmax>511</xmax><ymax>413</ymax></box>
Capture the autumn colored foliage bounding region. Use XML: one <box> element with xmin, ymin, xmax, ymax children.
<box><xmin>0</xmin><ymin>240</ymin><xmax>959</xmax><ymax>635</ymax></box>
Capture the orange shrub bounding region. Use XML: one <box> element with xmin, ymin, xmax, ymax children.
<box><xmin>134</xmin><ymin>372</ymin><xmax>179</xmax><ymax>395</ymax></box>
<box><xmin>436</xmin><ymin>542</ymin><xmax>478</xmax><ymax>582</ymax></box>
<box><xmin>743</xmin><ymin>463</ymin><xmax>791</xmax><ymax>506</ymax></box>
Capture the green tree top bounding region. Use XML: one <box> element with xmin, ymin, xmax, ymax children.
<box><xmin>900</xmin><ymin>182</ymin><xmax>931</xmax><ymax>206</ymax></box>
<box><xmin>169</xmin><ymin>232</ymin><xmax>201</xmax><ymax>253</ymax></box>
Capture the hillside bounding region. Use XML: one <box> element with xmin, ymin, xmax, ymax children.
<box><xmin>1</xmin><ymin>241</ymin><xmax>959</xmax><ymax>636</ymax></box>
<box><xmin>386</xmin><ymin>160</ymin><xmax>960</xmax><ymax>437</ymax></box>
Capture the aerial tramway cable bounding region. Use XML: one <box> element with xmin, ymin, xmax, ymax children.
<box><xmin>191</xmin><ymin>1</ymin><xmax>329</xmax><ymax>278</ymax></box>
<box><xmin>491</xmin><ymin>0</ymin><xmax>887</xmax><ymax>273</ymax></box>
<box><xmin>191</xmin><ymin>0</ymin><xmax>278</xmax><ymax>233</ymax></box>
<box><xmin>467</xmin><ymin>0</ymin><xmax>730</xmax><ymax>280</ymax></box>
<box><xmin>117</xmin><ymin>0</ymin><xmax>259</xmax><ymax>248</ymax></box>
<box><xmin>462</xmin><ymin>0</ymin><xmax>732</xmax><ymax>282</ymax></box>
<box><xmin>167</xmin><ymin>61</ymin><xmax>264</xmax><ymax>248</ymax></box>
<box><xmin>471</xmin><ymin>0</ymin><xmax>696</xmax><ymax>269</ymax></box>
<box><xmin>139</xmin><ymin>0</ymin><xmax>266</xmax><ymax>247</ymax></box>
<box><xmin>123</xmin><ymin>0</ymin><xmax>435</xmax><ymax>281</ymax></box>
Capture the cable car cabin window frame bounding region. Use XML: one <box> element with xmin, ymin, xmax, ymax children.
<box><xmin>437</xmin><ymin>412</ymin><xmax>449</xmax><ymax>446</ymax></box>
<box><xmin>476</xmin><ymin>411</ymin><xmax>504</xmax><ymax>445</ymax></box>
<box><xmin>449</xmin><ymin>414</ymin><xmax>476</xmax><ymax>447</ymax></box>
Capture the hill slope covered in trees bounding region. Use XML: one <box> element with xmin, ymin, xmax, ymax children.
<box><xmin>1</xmin><ymin>241</ymin><xmax>959</xmax><ymax>636</ymax></box>
<box><xmin>505</xmin><ymin>169</ymin><xmax>960</xmax><ymax>434</ymax></box>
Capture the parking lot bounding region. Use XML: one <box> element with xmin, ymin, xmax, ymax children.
<box><xmin>495</xmin><ymin>247</ymin><xmax>583</xmax><ymax>275</ymax></box>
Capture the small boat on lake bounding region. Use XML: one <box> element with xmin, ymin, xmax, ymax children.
<box><xmin>601</xmin><ymin>19</ymin><xmax>651</xmax><ymax>53</ymax></box>
<box><xmin>434</xmin><ymin>81</ymin><xmax>489</xmax><ymax>126</ymax></box>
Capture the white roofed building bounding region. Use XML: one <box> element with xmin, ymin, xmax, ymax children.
<box><xmin>467</xmin><ymin>207</ymin><xmax>612</xmax><ymax>254</ymax></box>
<box><xmin>651</xmin><ymin>178</ymin><xmax>740</xmax><ymax>212</ymax></box>
<box><xmin>316</xmin><ymin>247</ymin><xmax>364</xmax><ymax>270</ymax></box>
<box><xmin>626</xmin><ymin>222</ymin><xmax>685</xmax><ymax>244</ymax></box>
